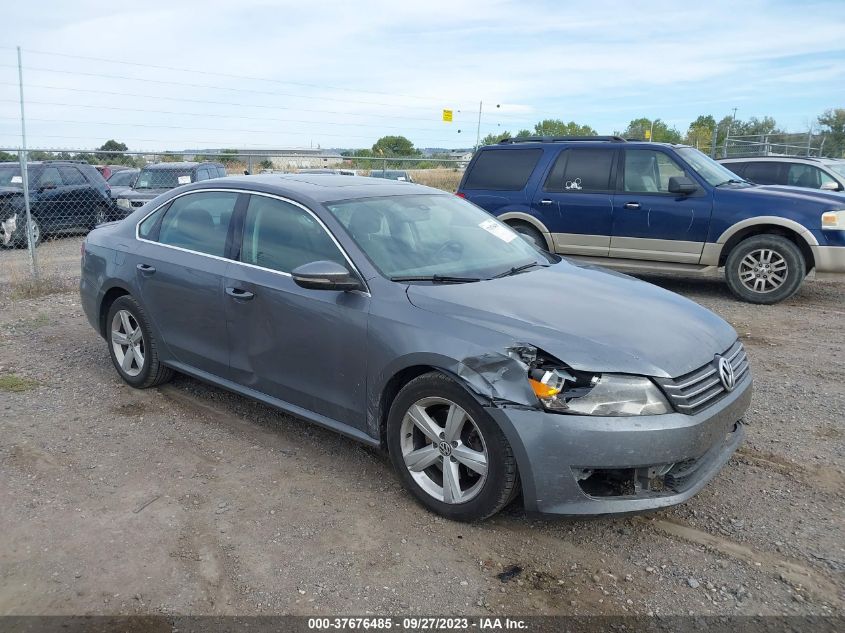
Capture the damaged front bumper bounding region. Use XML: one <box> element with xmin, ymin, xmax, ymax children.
<box><xmin>485</xmin><ymin>373</ymin><xmax>751</xmax><ymax>515</ymax></box>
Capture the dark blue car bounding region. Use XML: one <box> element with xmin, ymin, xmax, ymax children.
<box><xmin>457</xmin><ymin>136</ymin><xmax>845</xmax><ymax>303</ymax></box>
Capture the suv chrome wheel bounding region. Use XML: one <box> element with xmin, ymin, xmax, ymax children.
<box><xmin>738</xmin><ymin>248</ymin><xmax>788</xmax><ymax>293</ymax></box>
<box><xmin>111</xmin><ymin>309</ymin><xmax>145</xmax><ymax>377</ymax></box>
<box><xmin>399</xmin><ymin>396</ymin><xmax>488</xmax><ymax>504</ymax></box>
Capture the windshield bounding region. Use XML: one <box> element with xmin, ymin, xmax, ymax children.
<box><xmin>825</xmin><ymin>162</ymin><xmax>845</xmax><ymax>178</ymax></box>
<box><xmin>325</xmin><ymin>194</ymin><xmax>551</xmax><ymax>281</ymax></box>
<box><xmin>135</xmin><ymin>168</ymin><xmax>193</xmax><ymax>189</ymax></box>
<box><xmin>676</xmin><ymin>147</ymin><xmax>747</xmax><ymax>186</ymax></box>
<box><xmin>0</xmin><ymin>165</ymin><xmax>24</xmax><ymax>187</ymax></box>
<box><xmin>108</xmin><ymin>170</ymin><xmax>137</xmax><ymax>186</ymax></box>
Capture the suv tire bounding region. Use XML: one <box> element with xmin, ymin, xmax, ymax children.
<box><xmin>12</xmin><ymin>215</ymin><xmax>41</xmax><ymax>249</ymax></box>
<box><xmin>510</xmin><ymin>222</ymin><xmax>546</xmax><ymax>250</ymax></box>
<box><xmin>387</xmin><ymin>372</ymin><xmax>519</xmax><ymax>522</ymax></box>
<box><xmin>106</xmin><ymin>295</ymin><xmax>174</xmax><ymax>388</ymax></box>
<box><xmin>725</xmin><ymin>234</ymin><xmax>806</xmax><ymax>304</ymax></box>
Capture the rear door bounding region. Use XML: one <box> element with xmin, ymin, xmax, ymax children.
<box><xmin>742</xmin><ymin>161</ymin><xmax>785</xmax><ymax>185</ymax></box>
<box><xmin>224</xmin><ymin>193</ymin><xmax>370</xmax><ymax>429</ymax></box>
<box><xmin>610</xmin><ymin>148</ymin><xmax>712</xmax><ymax>263</ymax></box>
<box><xmin>134</xmin><ymin>190</ymin><xmax>243</xmax><ymax>378</ymax></box>
<box><xmin>533</xmin><ymin>148</ymin><xmax>616</xmax><ymax>256</ymax></box>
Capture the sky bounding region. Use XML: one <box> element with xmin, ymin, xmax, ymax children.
<box><xmin>1</xmin><ymin>0</ymin><xmax>844</xmax><ymax>152</ymax></box>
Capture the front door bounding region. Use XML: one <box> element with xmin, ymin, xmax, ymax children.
<box><xmin>224</xmin><ymin>193</ymin><xmax>370</xmax><ymax>429</ymax></box>
<box><xmin>532</xmin><ymin>148</ymin><xmax>617</xmax><ymax>257</ymax></box>
<box><xmin>611</xmin><ymin>148</ymin><xmax>713</xmax><ymax>263</ymax></box>
<box><xmin>134</xmin><ymin>190</ymin><xmax>242</xmax><ymax>377</ymax></box>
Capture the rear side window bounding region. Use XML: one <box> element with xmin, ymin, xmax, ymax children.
<box><xmin>157</xmin><ymin>191</ymin><xmax>239</xmax><ymax>257</ymax></box>
<box><xmin>724</xmin><ymin>162</ymin><xmax>746</xmax><ymax>177</ymax></box>
<box><xmin>463</xmin><ymin>149</ymin><xmax>542</xmax><ymax>191</ymax></box>
<box><xmin>547</xmin><ymin>149</ymin><xmax>615</xmax><ymax>192</ymax></box>
<box><xmin>743</xmin><ymin>162</ymin><xmax>783</xmax><ymax>185</ymax></box>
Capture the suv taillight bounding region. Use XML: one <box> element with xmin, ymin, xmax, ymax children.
<box><xmin>455</xmin><ymin>192</ymin><xmax>466</xmax><ymax>198</ymax></box>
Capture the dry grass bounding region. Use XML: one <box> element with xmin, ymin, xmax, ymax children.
<box><xmin>0</xmin><ymin>373</ymin><xmax>39</xmax><ymax>392</ymax></box>
<box><xmin>7</xmin><ymin>274</ymin><xmax>75</xmax><ymax>300</ymax></box>
<box><xmin>408</xmin><ymin>168</ymin><xmax>464</xmax><ymax>192</ymax></box>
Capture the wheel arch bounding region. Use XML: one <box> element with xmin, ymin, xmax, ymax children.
<box><xmin>98</xmin><ymin>284</ymin><xmax>132</xmax><ymax>338</ymax></box>
<box><xmin>497</xmin><ymin>212</ymin><xmax>554</xmax><ymax>251</ymax></box>
<box><xmin>713</xmin><ymin>217</ymin><xmax>817</xmax><ymax>270</ymax></box>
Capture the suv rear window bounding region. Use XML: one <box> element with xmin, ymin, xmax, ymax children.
<box><xmin>463</xmin><ymin>149</ymin><xmax>542</xmax><ymax>191</ymax></box>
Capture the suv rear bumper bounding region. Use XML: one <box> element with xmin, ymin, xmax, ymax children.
<box><xmin>486</xmin><ymin>374</ymin><xmax>751</xmax><ymax>515</ymax></box>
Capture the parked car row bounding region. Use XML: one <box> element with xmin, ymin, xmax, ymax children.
<box><xmin>456</xmin><ymin>136</ymin><xmax>845</xmax><ymax>304</ymax></box>
<box><xmin>718</xmin><ymin>155</ymin><xmax>845</xmax><ymax>191</ymax></box>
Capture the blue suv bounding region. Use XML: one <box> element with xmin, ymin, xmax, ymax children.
<box><xmin>457</xmin><ymin>136</ymin><xmax>845</xmax><ymax>303</ymax></box>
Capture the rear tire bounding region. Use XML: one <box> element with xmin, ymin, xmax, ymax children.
<box><xmin>725</xmin><ymin>234</ymin><xmax>805</xmax><ymax>304</ymax></box>
<box><xmin>387</xmin><ymin>372</ymin><xmax>518</xmax><ymax>522</ymax></box>
<box><xmin>106</xmin><ymin>295</ymin><xmax>174</xmax><ymax>389</ymax></box>
<box><xmin>510</xmin><ymin>222</ymin><xmax>547</xmax><ymax>250</ymax></box>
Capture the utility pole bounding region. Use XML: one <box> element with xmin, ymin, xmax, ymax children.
<box><xmin>474</xmin><ymin>101</ymin><xmax>482</xmax><ymax>151</ymax></box>
<box><xmin>17</xmin><ymin>45</ymin><xmax>37</xmax><ymax>277</ymax></box>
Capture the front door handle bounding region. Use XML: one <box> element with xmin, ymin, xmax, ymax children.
<box><xmin>225</xmin><ymin>287</ymin><xmax>255</xmax><ymax>301</ymax></box>
<box><xmin>623</xmin><ymin>202</ymin><xmax>641</xmax><ymax>210</ymax></box>
<box><xmin>539</xmin><ymin>199</ymin><xmax>553</xmax><ymax>206</ymax></box>
<box><xmin>136</xmin><ymin>263</ymin><xmax>156</xmax><ymax>275</ymax></box>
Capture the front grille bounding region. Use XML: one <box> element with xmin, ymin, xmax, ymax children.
<box><xmin>656</xmin><ymin>341</ymin><xmax>750</xmax><ymax>415</ymax></box>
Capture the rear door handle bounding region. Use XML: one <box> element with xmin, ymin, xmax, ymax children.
<box><xmin>136</xmin><ymin>263</ymin><xmax>156</xmax><ymax>275</ymax></box>
<box><xmin>225</xmin><ymin>287</ymin><xmax>255</xmax><ymax>300</ymax></box>
<box><xmin>623</xmin><ymin>202</ymin><xmax>641</xmax><ymax>210</ymax></box>
<box><xmin>539</xmin><ymin>199</ymin><xmax>553</xmax><ymax>206</ymax></box>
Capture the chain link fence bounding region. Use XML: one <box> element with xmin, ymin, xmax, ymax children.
<box><xmin>0</xmin><ymin>148</ymin><xmax>466</xmax><ymax>288</ymax></box>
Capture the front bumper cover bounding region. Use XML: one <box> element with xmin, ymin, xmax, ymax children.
<box><xmin>486</xmin><ymin>373</ymin><xmax>752</xmax><ymax>515</ymax></box>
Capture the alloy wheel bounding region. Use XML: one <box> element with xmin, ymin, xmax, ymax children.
<box><xmin>111</xmin><ymin>309</ymin><xmax>145</xmax><ymax>377</ymax></box>
<box><xmin>738</xmin><ymin>248</ymin><xmax>788</xmax><ymax>293</ymax></box>
<box><xmin>399</xmin><ymin>396</ymin><xmax>488</xmax><ymax>504</ymax></box>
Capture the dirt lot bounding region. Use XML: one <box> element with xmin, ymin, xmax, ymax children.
<box><xmin>0</xmin><ymin>239</ymin><xmax>843</xmax><ymax>617</ymax></box>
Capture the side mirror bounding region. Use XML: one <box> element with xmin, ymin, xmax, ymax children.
<box><xmin>668</xmin><ymin>176</ymin><xmax>699</xmax><ymax>195</ymax></box>
<box><xmin>291</xmin><ymin>260</ymin><xmax>362</xmax><ymax>292</ymax></box>
<box><xmin>820</xmin><ymin>181</ymin><xmax>840</xmax><ymax>191</ymax></box>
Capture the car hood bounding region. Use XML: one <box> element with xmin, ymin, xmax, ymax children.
<box><xmin>405</xmin><ymin>261</ymin><xmax>737</xmax><ymax>379</ymax></box>
<box><xmin>121</xmin><ymin>188</ymin><xmax>172</xmax><ymax>200</ymax></box>
<box><xmin>717</xmin><ymin>183</ymin><xmax>845</xmax><ymax>209</ymax></box>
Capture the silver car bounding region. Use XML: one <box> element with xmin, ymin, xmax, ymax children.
<box><xmin>80</xmin><ymin>174</ymin><xmax>751</xmax><ymax>521</ymax></box>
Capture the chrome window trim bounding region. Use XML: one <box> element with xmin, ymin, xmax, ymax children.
<box><xmin>134</xmin><ymin>187</ymin><xmax>371</xmax><ymax>296</ymax></box>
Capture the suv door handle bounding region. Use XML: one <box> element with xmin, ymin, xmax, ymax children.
<box><xmin>225</xmin><ymin>287</ymin><xmax>255</xmax><ymax>301</ymax></box>
<box><xmin>539</xmin><ymin>199</ymin><xmax>553</xmax><ymax>206</ymax></box>
<box><xmin>623</xmin><ymin>202</ymin><xmax>641</xmax><ymax>210</ymax></box>
<box><xmin>136</xmin><ymin>263</ymin><xmax>156</xmax><ymax>275</ymax></box>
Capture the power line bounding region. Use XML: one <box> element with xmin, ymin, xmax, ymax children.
<box><xmin>0</xmin><ymin>99</ymin><xmax>459</xmax><ymax>134</ymax></box>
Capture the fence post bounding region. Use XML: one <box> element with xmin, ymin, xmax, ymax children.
<box><xmin>17</xmin><ymin>46</ymin><xmax>37</xmax><ymax>278</ymax></box>
<box><xmin>710</xmin><ymin>126</ymin><xmax>718</xmax><ymax>158</ymax></box>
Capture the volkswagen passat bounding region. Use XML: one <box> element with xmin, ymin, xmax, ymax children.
<box><xmin>80</xmin><ymin>175</ymin><xmax>752</xmax><ymax>521</ymax></box>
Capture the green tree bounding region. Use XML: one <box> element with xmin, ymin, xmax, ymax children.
<box><xmin>622</xmin><ymin>118</ymin><xmax>682</xmax><ymax>143</ymax></box>
<box><xmin>372</xmin><ymin>135</ymin><xmax>419</xmax><ymax>156</ymax></box>
<box><xmin>685</xmin><ymin>115</ymin><xmax>717</xmax><ymax>150</ymax></box>
<box><xmin>481</xmin><ymin>132</ymin><xmax>512</xmax><ymax>145</ymax></box>
<box><xmin>818</xmin><ymin>108</ymin><xmax>845</xmax><ymax>157</ymax></box>
<box><xmin>258</xmin><ymin>159</ymin><xmax>273</xmax><ymax>170</ymax></box>
<box><xmin>0</xmin><ymin>150</ymin><xmax>17</xmax><ymax>162</ymax></box>
<box><xmin>533</xmin><ymin>119</ymin><xmax>596</xmax><ymax>137</ymax></box>
<box><xmin>98</xmin><ymin>139</ymin><xmax>129</xmax><ymax>163</ymax></box>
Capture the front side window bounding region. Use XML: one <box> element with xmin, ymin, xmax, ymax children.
<box><xmin>462</xmin><ymin>149</ymin><xmax>542</xmax><ymax>191</ymax></box>
<box><xmin>786</xmin><ymin>163</ymin><xmax>835</xmax><ymax>189</ymax></box>
<box><xmin>623</xmin><ymin>150</ymin><xmax>687</xmax><ymax>193</ymax></box>
<box><xmin>108</xmin><ymin>170</ymin><xmax>136</xmax><ymax>186</ymax></box>
<box><xmin>325</xmin><ymin>194</ymin><xmax>550</xmax><ymax>280</ymax></box>
<box><xmin>240</xmin><ymin>195</ymin><xmax>345</xmax><ymax>273</ymax></box>
<box><xmin>157</xmin><ymin>191</ymin><xmax>238</xmax><ymax>257</ymax></box>
<box><xmin>551</xmin><ymin>149</ymin><xmax>615</xmax><ymax>192</ymax></box>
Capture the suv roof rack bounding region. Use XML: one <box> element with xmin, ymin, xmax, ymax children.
<box><xmin>721</xmin><ymin>154</ymin><xmax>825</xmax><ymax>162</ymax></box>
<box><xmin>41</xmin><ymin>159</ymin><xmax>88</xmax><ymax>164</ymax></box>
<box><xmin>498</xmin><ymin>135</ymin><xmax>627</xmax><ymax>144</ymax></box>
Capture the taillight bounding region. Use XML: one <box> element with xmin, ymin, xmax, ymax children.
<box><xmin>455</xmin><ymin>191</ymin><xmax>466</xmax><ymax>198</ymax></box>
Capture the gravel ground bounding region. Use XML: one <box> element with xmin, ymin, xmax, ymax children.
<box><xmin>0</xmin><ymin>256</ymin><xmax>843</xmax><ymax>617</ymax></box>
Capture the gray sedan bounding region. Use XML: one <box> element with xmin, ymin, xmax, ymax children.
<box><xmin>80</xmin><ymin>174</ymin><xmax>751</xmax><ymax>521</ymax></box>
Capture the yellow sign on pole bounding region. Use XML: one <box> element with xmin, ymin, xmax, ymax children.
<box><xmin>644</xmin><ymin>128</ymin><xmax>651</xmax><ymax>140</ymax></box>
<box><xmin>442</xmin><ymin>109</ymin><xmax>453</xmax><ymax>122</ymax></box>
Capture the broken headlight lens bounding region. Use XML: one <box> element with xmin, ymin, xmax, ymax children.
<box><xmin>530</xmin><ymin>369</ymin><xmax>670</xmax><ymax>416</ymax></box>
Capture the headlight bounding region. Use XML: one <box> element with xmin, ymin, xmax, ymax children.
<box><xmin>529</xmin><ymin>368</ymin><xmax>671</xmax><ymax>416</ymax></box>
<box><xmin>116</xmin><ymin>198</ymin><xmax>131</xmax><ymax>209</ymax></box>
<box><xmin>822</xmin><ymin>210</ymin><xmax>845</xmax><ymax>230</ymax></box>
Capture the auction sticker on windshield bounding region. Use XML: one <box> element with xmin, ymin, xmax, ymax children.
<box><xmin>177</xmin><ymin>175</ymin><xmax>192</xmax><ymax>185</ymax></box>
<box><xmin>11</xmin><ymin>175</ymin><xmax>21</xmax><ymax>183</ymax></box>
<box><xmin>479</xmin><ymin>219</ymin><xmax>517</xmax><ymax>243</ymax></box>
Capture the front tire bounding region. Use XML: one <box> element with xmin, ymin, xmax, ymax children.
<box><xmin>725</xmin><ymin>234</ymin><xmax>805</xmax><ymax>304</ymax></box>
<box><xmin>12</xmin><ymin>215</ymin><xmax>41</xmax><ymax>248</ymax></box>
<box><xmin>106</xmin><ymin>295</ymin><xmax>173</xmax><ymax>388</ymax></box>
<box><xmin>387</xmin><ymin>372</ymin><xmax>518</xmax><ymax>522</ymax></box>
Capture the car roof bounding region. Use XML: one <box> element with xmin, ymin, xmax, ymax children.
<box><xmin>481</xmin><ymin>139</ymin><xmax>688</xmax><ymax>150</ymax></box>
<box><xmin>184</xmin><ymin>173</ymin><xmax>439</xmax><ymax>204</ymax></box>
<box><xmin>720</xmin><ymin>156</ymin><xmax>825</xmax><ymax>163</ymax></box>
<box><xmin>141</xmin><ymin>161</ymin><xmax>223</xmax><ymax>170</ymax></box>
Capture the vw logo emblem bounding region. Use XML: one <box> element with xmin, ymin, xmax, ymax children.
<box><xmin>438</xmin><ymin>441</ymin><xmax>453</xmax><ymax>457</ymax></box>
<box><xmin>717</xmin><ymin>355</ymin><xmax>736</xmax><ymax>391</ymax></box>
